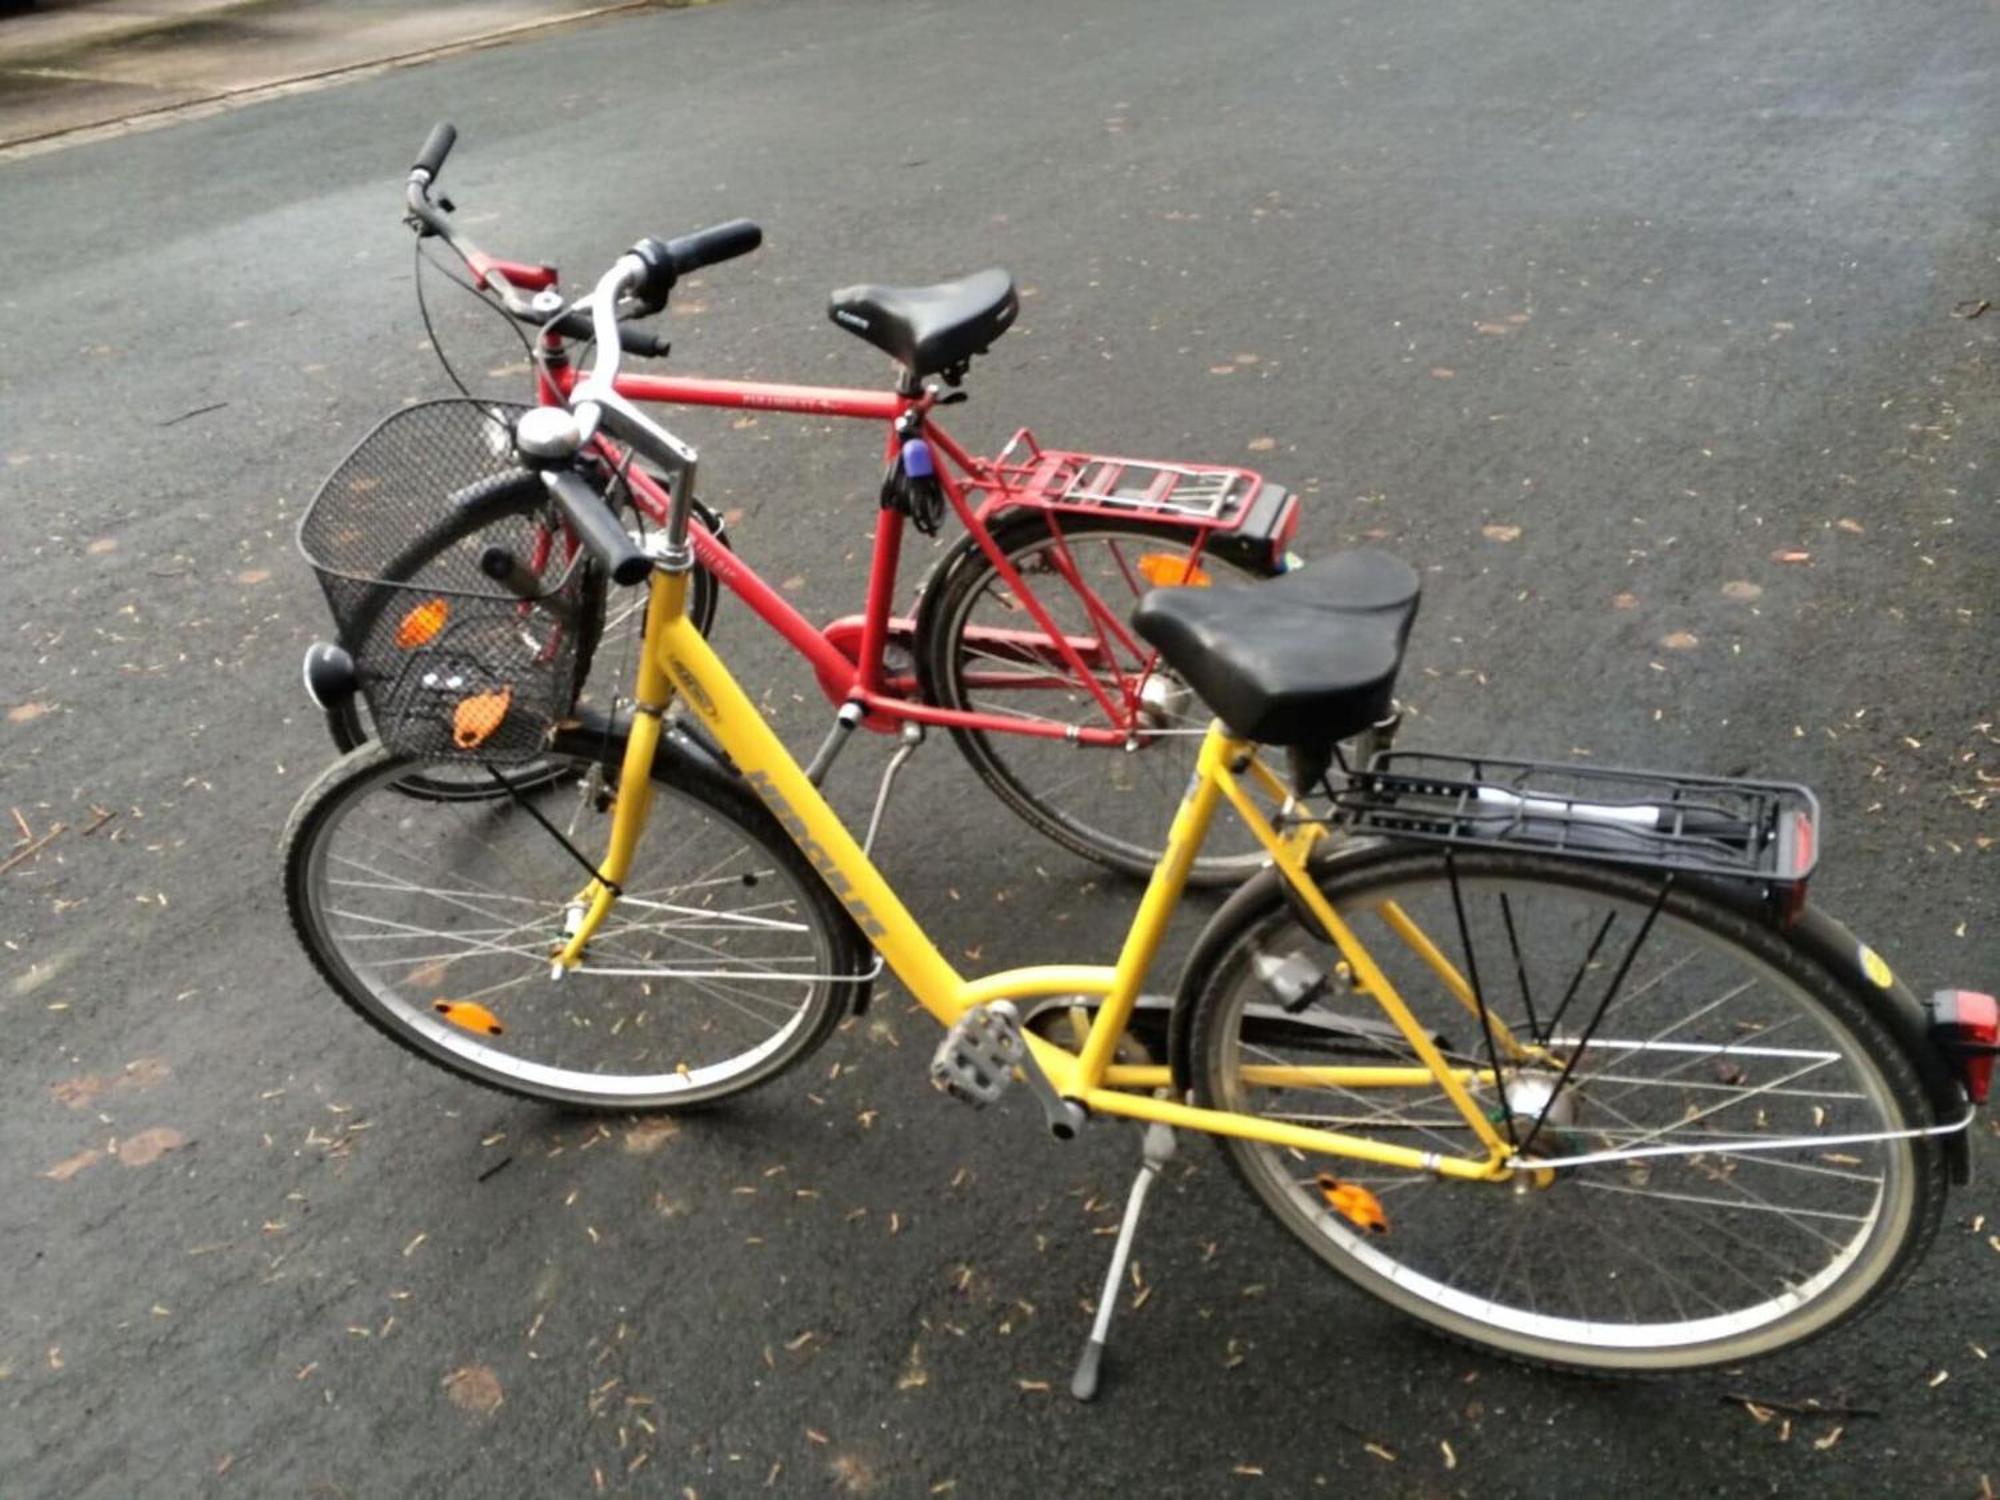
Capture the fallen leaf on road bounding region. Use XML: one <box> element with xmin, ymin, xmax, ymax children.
<box><xmin>44</xmin><ymin>1149</ymin><xmax>101</xmax><ymax>1182</ymax></box>
<box><xmin>1429</xmin><ymin>367</ymin><xmax>1456</xmax><ymax>379</ymax></box>
<box><xmin>1661</xmin><ymin>631</ymin><xmax>1699</xmax><ymax>651</ymax></box>
<box><xmin>235</xmin><ymin>569</ymin><xmax>271</xmax><ymax>585</ymax></box>
<box><xmin>1721</xmin><ymin>580</ymin><xmax>1763</xmax><ymax>601</ymax></box>
<box><xmin>116</xmin><ymin>1127</ymin><xmax>185</xmax><ymax>1167</ymax></box>
<box><xmin>1772</xmin><ymin>549</ymin><xmax>1811</xmax><ymax>564</ymax></box>
<box><xmin>1246</xmin><ymin>436</ymin><xmax>1277</xmax><ymax>452</ymax></box>
<box><xmin>1612</xmin><ymin>593</ymin><xmax>1639</xmax><ymax>610</ymax></box>
<box><xmin>7</xmin><ymin>703</ymin><xmax>53</xmax><ymax>723</ymax></box>
<box><xmin>1835</xmin><ymin>518</ymin><xmax>1865</xmax><ymax>535</ymax></box>
<box><xmin>1482</xmin><ymin>524</ymin><xmax>1522</xmax><ymax>543</ymax></box>
<box><xmin>623</xmin><ymin>1119</ymin><xmax>680</xmax><ymax>1154</ymax></box>
<box><xmin>443</xmin><ymin>1363</ymin><xmax>504</xmax><ymax>1416</ymax></box>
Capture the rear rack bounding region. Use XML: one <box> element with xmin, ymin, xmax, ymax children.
<box><xmin>1333</xmin><ymin>751</ymin><xmax>1819</xmax><ymax>886</ymax></box>
<box><xmin>985</xmin><ymin>428</ymin><xmax>1263</xmax><ymax>525</ymax></box>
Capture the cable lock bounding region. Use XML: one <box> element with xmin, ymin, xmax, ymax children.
<box><xmin>881</xmin><ymin>436</ymin><xmax>946</xmax><ymax>536</ymax></box>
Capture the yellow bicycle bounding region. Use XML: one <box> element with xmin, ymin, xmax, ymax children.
<box><xmin>285</xmin><ymin>242</ymin><xmax>1991</xmax><ymax>1386</ymax></box>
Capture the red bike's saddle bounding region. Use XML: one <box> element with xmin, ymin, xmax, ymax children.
<box><xmin>828</xmin><ymin>269</ymin><xmax>1018</xmax><ymax>378</ymax></box>
<box><xmin>1131</xmin><ymin>552</ymin><xmax>1420</xmax><ymax>748</ymax></box>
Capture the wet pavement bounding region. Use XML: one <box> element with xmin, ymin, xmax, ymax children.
<box><xmin>1</xmin><ymin>0</ymin><xmax>1996</xmax><ymax>1494</ymax></box>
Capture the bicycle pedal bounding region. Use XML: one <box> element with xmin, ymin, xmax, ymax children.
<box><xmin>930</xmin><ymin>1001</ymin><xmax>1026</xmax><ymax>1106</ymax></box>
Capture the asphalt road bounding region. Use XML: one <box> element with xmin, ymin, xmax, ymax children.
<box><xmin>3</xmin><ymin>0</ymin><xmax>1997</xmax><ymax>1495</ymax></box>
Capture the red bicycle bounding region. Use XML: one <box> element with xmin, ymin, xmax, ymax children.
<box><xmin>316</xmin><ymin>125</ymin><xmax>1304</xmax><ymax>881</ymax></box>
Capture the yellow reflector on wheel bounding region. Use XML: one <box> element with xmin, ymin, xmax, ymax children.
<box><xmin>433</xmin><ymin>999</ymin><xmax>505</xmax><ymax>1036</ymax></box>
<box><xmin>1315</xmin><ymin>1174</ymin><xmax>1389</xmax><ymax>1235</ymax></box>
<box><xmin>395</xmin><ymin>597</ymin><xmax>450</xmax><ymax>648</ymax></box>
<box><xmin>1135</xmin><ymin>553</ymin><xmax>1210</xmax><ymax>588</ymax></box>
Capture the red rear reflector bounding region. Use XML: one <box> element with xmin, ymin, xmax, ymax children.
<box><xmin>1272</xmin><ymin>492</ymin><xmax>1301</xmax><ymax>569</ymax></box>
<box><xmin>1927</xmin><ymin>989</ymin><xmax>1998</xmax><ymax>1104</ymax></box>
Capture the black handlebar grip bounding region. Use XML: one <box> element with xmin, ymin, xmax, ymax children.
<box><xmin>414</xmin><ymin>121</ymin><xmax>457</xmax><ymax>178</ymax></box>
<box><xmin>543</xmin><ymin>309</ymin><xmax>669</xmax><ymax>356</ymax></box>
<box><xmin>479</xmin><ymin>544</ymin><xmax>545</xmax><ymax>600</ymax></box>
<box><xmin>631</xmin><ymin>220</ymin><xmax>762</xmax><ymax>303</ymax></box>
<box><xmin>663</xmin><ymin>218</ymin><xmax>762</xmax><ymax>278</ymax></box>
<box><xmin>620</xmin><ymin>326</ymin><xmax>673</xmax><ymax>358</ymax></box>
<box><xmin>544</xmin><ymin>470</ymin><xmax>651</xmax><ymax>588</ymax></box>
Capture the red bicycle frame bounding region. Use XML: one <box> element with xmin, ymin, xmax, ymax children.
<box><xmin>530</xmin><ymin>333</ymin><xmax>1297</xmax><ymax>746</ymax></box>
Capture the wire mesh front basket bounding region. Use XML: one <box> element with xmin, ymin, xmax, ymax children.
<box><xmin>298</xmin><ymin>400</ymin><xmax>592</xmax><ymax>763</ymax></box>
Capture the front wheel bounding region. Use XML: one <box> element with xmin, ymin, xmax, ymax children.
<box><xmin>284</xmin><ymin>739</ymin><xmax>865</xmax><ymax>1109</ymax></box>
<box><xmin>1183</xmin><ymin>845</ymin><xmax>1947</xmax><ymax>1373</ymax></box>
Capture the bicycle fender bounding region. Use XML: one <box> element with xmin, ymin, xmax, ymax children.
<box><xmin>908</xmin><ymin>523</ymin><xmax>998</xmax><ymax>678</ymax></box>
<box><xmin>1774</xmin><ymin>904</ymin><xmax>1972</xmax><ymax>1184</ymax></box>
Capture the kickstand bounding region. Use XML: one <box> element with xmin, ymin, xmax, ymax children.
<box><xmin>862</xmin><ymin>722</ymin><xmax>923</xmax><ymax>857</ymax></box>
<box><xmin>1071</xmin><ymin>1122</ymin><xmax>1177</xmax><ymax>1401</ymax></box>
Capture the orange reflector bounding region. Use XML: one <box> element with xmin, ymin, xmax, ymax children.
<box><xmin>453</xmin><ymin>686</ymin><xmax>513</xmax><ymax>749</ymax></box>
<box><xmin>433</xmin><ymin>999</ymin><xmax>505</xmax><ymax>1036</ymax></box>
<box><xmin>1315</xmin><ymin>1174</ymin><xmax>1389</xmax><ymax>1235</ymax></box>
<box><xmin>1136</xmin><ymin>553</ymin><xmax>1211</xmax><ymax>588</ymax></box>
<box><xmin>395</xmin><ymin>597</ymin><xmax>450</xmax><ymax>649</ymax></box>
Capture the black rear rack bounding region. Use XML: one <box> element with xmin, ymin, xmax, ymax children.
<box><xmin>1332</xmin><ymin>751</ymin><xmax>1819</xmax><ymax>886</ymax></box>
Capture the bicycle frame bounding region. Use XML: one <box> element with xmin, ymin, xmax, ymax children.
<box><xmin>533</xmin><ymin>350</ymin><xmax>1221</xmax><ymax>746</ymax></box>
<box><xmin>554</xmin><ymin>562</ymin><xmax>1522</xmax><ymax>1184</ymax></box>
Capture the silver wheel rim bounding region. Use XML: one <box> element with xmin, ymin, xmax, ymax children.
<box><xmin>301</xmin><ymin>755</ymin><xmax>836</xmax><ymax>1105</ymax></box>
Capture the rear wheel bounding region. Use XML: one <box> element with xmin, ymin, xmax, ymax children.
<box><xmin>916</xmin><ymin>511</ymin><xmax>1281</xmax><ymax>883</ymax></box>
<box><xmin>1184</xmin><ymin>845</ymin><xmax>1947</xmax><ymax>1372</ymax></box>
<box><xmin>284</xmin><ymin>739</ymin><xmax>863</xmax><ymax>1109</ymax></box>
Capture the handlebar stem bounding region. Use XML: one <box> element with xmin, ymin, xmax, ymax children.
<box><xmin>568</xmin><ymin>254</ymin><xmax>702</xmax><ymax>570</ymax></box>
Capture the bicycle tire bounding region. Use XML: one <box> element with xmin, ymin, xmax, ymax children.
<box><xmin>1180</xmin><ymin>843</ymin><xmax>1948</xmax><ymax>1374</ymax></box>
<box><xmin>284</xmin><ymin>736</ymin><xmax>865</xmax><ymax>1110</ymax></box>
<box><xmin>914</xmin><ymin>510</ymin><xmax>1279</xmax><ymax>884</ymax></box>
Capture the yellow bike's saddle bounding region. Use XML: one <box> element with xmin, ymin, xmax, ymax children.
<box><xmin>1131</xmin><ymin>551</ymin><xmax>1419</xmax><ymax>747</ymax></box>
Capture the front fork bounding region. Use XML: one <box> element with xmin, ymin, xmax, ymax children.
<box><xmin>550</xmin><ymin>569</ymin><xmax>689</xmax><ymax>970</ymax></box>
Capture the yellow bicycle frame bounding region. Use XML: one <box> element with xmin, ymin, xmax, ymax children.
<box><xmin>556</xmin><ymin>567</ymin><xmax>1521</xmax><ymax>1183</ymax></box>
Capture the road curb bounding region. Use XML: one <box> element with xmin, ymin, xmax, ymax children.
<box><xmin>0</xmin><ymin>1</ymin><xmax>281</xmax><ymax>70</ymax></box>
<box><xmin>0</xmin><ymin>0</ymin><xmax>710</xmax><ymax>160</ymax></box>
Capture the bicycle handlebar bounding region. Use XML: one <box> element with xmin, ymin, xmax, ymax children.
<box><xmin>413</xmin><ymin>121</ymin><xmax>457</xmax><ymax>180</ymax></box>
<box><xmin>632</xmin><ymin>220</ymin><xmax>763</xmax><ymax>302</ymax></box>
<box><xmin>404</xmin><ymin>123</ymin><xmax>684</xmax><ymax>359</ymax></box>
<box><xmin>544</xmin><ymin>467</ymin><xmax>651</xmax><ymax>587</ymax></box>
<box><xmin>405</xmin><ymin>123</ymin><xmax>733</xmax><ymax>569</ymax></box>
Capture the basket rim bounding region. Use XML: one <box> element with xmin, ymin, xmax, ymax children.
<box><xmin>294</xmin><ymin>396</ymin><xmax>530</xmax><ymax>566</ymax></box>
<box><xmin>295</xmin><ymin>397</ymin><xmax>587</xmax><ymax>599</ymax></box>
